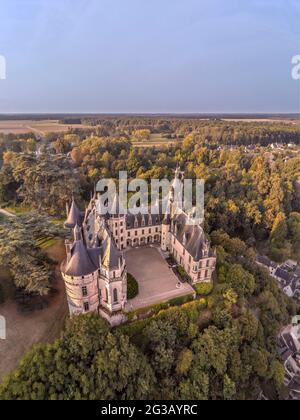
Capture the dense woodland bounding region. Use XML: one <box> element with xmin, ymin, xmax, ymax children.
<box><xmin>0</xmin><ymin>117</ymin><xmax>299</xmax><ymax>399</ymax></box>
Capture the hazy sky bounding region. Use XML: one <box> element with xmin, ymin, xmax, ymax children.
<box><xmin>0</xmin><ymin>0</ymin><xmax>299</xmax><ymax>113</ymax></box>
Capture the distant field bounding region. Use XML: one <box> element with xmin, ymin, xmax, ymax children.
<box><xmin>221</xmin><ymin>118</ymin><xmax>300</xmax><ymax>125</ymax></box>
<box><xmin>132</xmin><ymin>133</ymin><xmax>182</xmax><ymax>148</ymax></box>
<box><xmin>0</xmin><ymin>119</ymin><xmax>90</xmax><ymax>135</ymax></box>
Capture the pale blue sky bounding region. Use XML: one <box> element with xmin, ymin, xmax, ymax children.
<box><xmin>0</xmin><ymin>0</ymin><xmax>299</xmax><ymax>113</ymax></box>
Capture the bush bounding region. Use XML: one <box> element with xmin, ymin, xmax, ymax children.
<box><xmin>127</xmin><ymin>273</ymin><xmax>139</xmax><ymax>299</ymax></box>
<box><xmin>194</xmin><ymin>282</ymin><xmax>214</xmax><ymax>296</ymax></box>
<box><xmin>0</xmin><ymin>284</ymin><xmax>5</xmax><ymax>304</ymax></box>
<box><xmin>168</xmin><ymin>294</ymin><xmax>194</xmax><ymax>307</ymax></box>
<box><xmin>177</xmin><ymin>266</ymin><xmax>192</xmax><ymax>283</ymax></box>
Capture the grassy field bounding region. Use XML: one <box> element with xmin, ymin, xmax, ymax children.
<box><xmin>0</xmin><ymin>119</ymin><xmax>90</xmax><ymax>135</ymax></box>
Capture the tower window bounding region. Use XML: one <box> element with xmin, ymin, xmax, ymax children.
<box><xmin>113</xmin><ymin>288</ymin><xmax>118</xmax><ymax>304</ymax></box>
<box><xmin>83</xmin><ymin>302</ymin><xmax>89</xmax><ymax>312</ymax></box>
<box><xmin>82</xmin><ymin>286</ymin><xmax>88</xmax><ymax>297</ymax></box>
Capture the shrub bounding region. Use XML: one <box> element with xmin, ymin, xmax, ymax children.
<box><xmin>168</xmin><ymin>294</ymin><xmax>194</xmax><ymax>307</ymax></box>
<box><xmin>177</xmin><ymin>266</ymin><xmax>192</xmax><ymax>283</ymax></box>
<box><xmin>0</xmin><ymin>284</ymin><xmax>5</xmax><ymax>304</ymax></box>
<box><xmin>194</xmin><ymin>282</ymin><xmax>214</xmax><ymax>296</ymax></box>
<box><xmin>127</xmin><ymin>273</ymin><xmax>139</xmax><ymax>299</ymax></box>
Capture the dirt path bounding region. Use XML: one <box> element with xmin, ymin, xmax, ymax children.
<box><xmin>0</xmin><ymin>208</ymin><xmax>16</xmax><ymax>218</ymax></box>
<box><xmin>0</xmin><ymin>240</ymin><xmax>68</xmax><ymax>382</ymax></box>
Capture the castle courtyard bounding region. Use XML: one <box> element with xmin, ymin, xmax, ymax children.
<box><xmin>124</xmin><ymin>246</ymin><xmax>195</xmax><ymax>311</ymax></box>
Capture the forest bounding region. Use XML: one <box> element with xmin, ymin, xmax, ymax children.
<box><xmin>0</xmin><ymin>117</ymin><xmax>299</xmax><ymax>399</ymax></box>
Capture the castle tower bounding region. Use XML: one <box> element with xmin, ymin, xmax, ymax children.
<box><xmin>61</xmin><ymin>224</ymin><xmax>100</xmax><ymax>315</ymax></box>
<box><xmin>97</xmin><ymin>229</ymin><xmax>127</xmax><ymax>318</ymax></box>
<box><xmin>61</xmin><ymin>197</ymin><xmax>128</xmax><ymax>325</ymax></box>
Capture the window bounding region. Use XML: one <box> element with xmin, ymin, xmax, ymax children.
<box><xmin>149</xmin><ymin>228</ymin><xmax>152</xmax><ymax>233</ymax></box>
<box><xmin>189</xmin><ymin>256</ymin><xmax>191</xmax><ymax>263</ymax></box>
<box><xmin>120</xmin><ymin>221</ymin><xmax>123</xmax><ymax>227</ymax></box>
<box><xmin>128</xmin><ymin>231</ymin><xmax>131</xmax><ymax>237</ymax></box>
<box><xmin>121</xmin><ymin>229</ymin><xmax>123</xmax><ymax>234</ymax></box>
<box><xmin>115</xmin><ymin>222</ymin><xmax>118</xmax><ymax>228</ymax></box>
<box><xmin>142</xmin><ymin>229</ymin><xmax>145</xmax><ymax>235</ymax></box>
<box><xmin>113</xmin><ymin>288</ymin><xmax>118</xmax><ymax>304</ymax></box>
<box><xmin>83</xmin><ymin>302</ymin><xmax>89</xmax><ymax>312</ymax></box>
<box><xmin>155</xmin><ymin>227</ymin><xmax>158</xmax><ymax>233</ymax></box>
<box><xmin>135</xmin><ymin>231</ymin><xmax>138</xmax><ymax>236</ymax></box>
<box><xmin>82</xmin><ymin>286</ymin><xmax>88</xmax><ymax>297</ymax></box>
<box><xmin>205</xmin><ymin>270</ymin><xmax>208</xmax><ymax>278</ymax></box>
<box><xmin>206</xmin><ymin>260</ymin><xmax>210</xmax><ymax>268</ymax></box>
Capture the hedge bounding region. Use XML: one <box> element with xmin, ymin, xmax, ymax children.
<box><xmin>127</xmin><ymin>273</ymin><xmax>139</xmax><ymax>300</ymax></box>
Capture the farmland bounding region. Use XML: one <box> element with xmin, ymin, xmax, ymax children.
<box><xmin>0</xmin><ymin>119</ymin><xmax>90</xmax><ymax>136</ymax></box>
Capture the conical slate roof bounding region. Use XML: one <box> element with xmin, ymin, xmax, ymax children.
<box><xmin>101</xmin><ymin>228</ymin><xmax>122</xmax><ymax>270</ymax></box>
<box><xmin>63</xmin><ymin>239</ymin><xmax>99</xmax><ymax>277</ymax></box>
<box><xmin>65</xmin><ymin>199</ymin><xmax>83</xmax><ymax>229</ymax></box>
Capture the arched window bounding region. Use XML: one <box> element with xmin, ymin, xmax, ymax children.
<box><xmin>113</xmin><ymin>288</ymin><xmax>118</xmax><ymax>304</ymax></box>
<box><xmin>105</xmin><ymin>287</ymin><xmax>109</xmax><ymax>302</ymax></box>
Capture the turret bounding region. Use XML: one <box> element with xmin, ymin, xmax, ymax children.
<box><xmin>64</xmin><ymin>198</ymin><xmax>83</xmax><ymax>229</ymax></box>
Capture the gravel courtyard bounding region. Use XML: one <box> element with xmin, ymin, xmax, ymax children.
<box><xmin>125</xmin><ymin>246</ymin><xmax>194</xmax><ymax>311</ymax></box>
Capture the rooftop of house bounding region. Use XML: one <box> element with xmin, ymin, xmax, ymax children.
<box><xmin>256</xmin><ymin>255</ymin><xmax>278</xmax><ymax>269</ymax></box>
<box><xmin>275</xmin><ymin>267</ymin><xmax>293</xmax><ymax>283</ymax></box>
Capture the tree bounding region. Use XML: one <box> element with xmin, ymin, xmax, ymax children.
<box><xmin>270</xmin><ymin>360</ymin><xmax>285</xmax><ymax>393</ymax></box>
<box><xmin>132</xmin><ymin>129</ymin><xmax>151</xmax><ymax>142</ymax></box>
<box><xmin>178</xmin><ymin>368</ymin><xmax>209</xmax><ymax>400</ymax></box>
<box><xmin>176</xmin><ymin>349</ymin><xmax>193</xmax><ymax>376</ymax></box>
<box><xmin>0</xmin><ymin>314</ymin><xmax>155</xmax><ymax>400</ymax></box>
<box><xmin>226</xmin><ymin>264</ymin><xmax>256</xmax><ymax>298</ymax></box>
<box><xmin>223</xmin><ymin>374</ymin><xmax>236</xmax><ymax>400</ymax></box>
<box><xmin>0</xmin><ymin>214</ymin><xmax>61</xmax><ymax>295</ymax></box>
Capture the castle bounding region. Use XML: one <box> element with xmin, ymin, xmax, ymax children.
<box><xmin>61</xmin><ymin>168</ymin><xmax>216</xmax><ymax>324</ymax></box>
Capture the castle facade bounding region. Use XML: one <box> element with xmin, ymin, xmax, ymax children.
<box><xmin>61</xmin><ymin>169</ymin><xmax>216</xmax><ymax>324</ymax></box>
